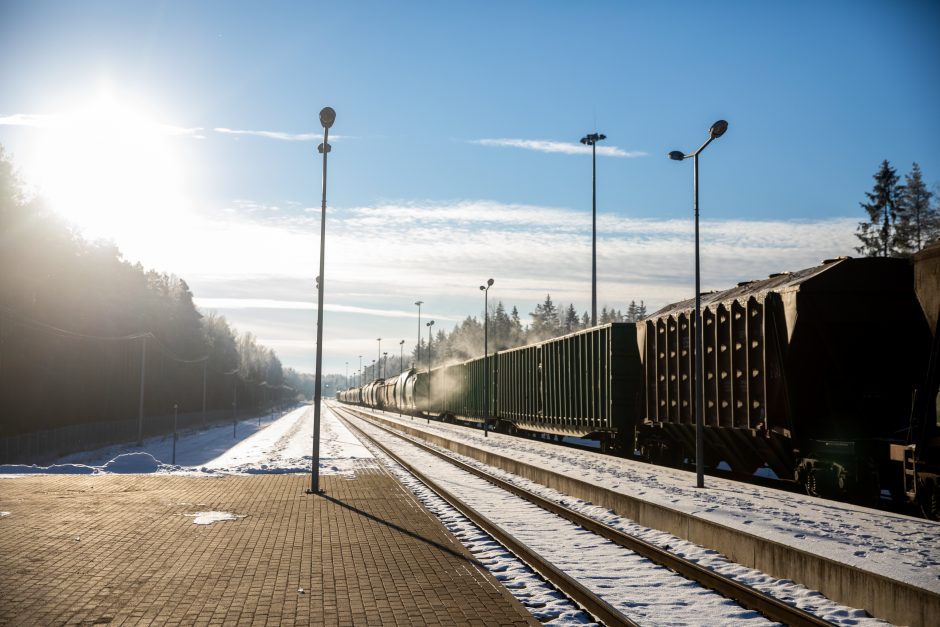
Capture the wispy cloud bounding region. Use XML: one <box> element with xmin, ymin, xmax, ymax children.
<box><xmin>181</xmin><ymin>198</ymin><xmax>859</xmax><ymax>312</ymax></box>
<box><xmin>194</xmin><ymin>298</ymin><xmax>461</xmax><ymax>321</ymax></box>
<box><xmin>0</xmin><ymin>113</ymin><xmax>53</xmax><ymax>127</ymax></box>
<box><xmin>470</xmin><ymin>138</ymin><xmax>646</xmax><ymax>158</ymax></box>
<box><xmin>0</xmin><ymin>112</ymin><xmax>203</xmax><ymax>137</ymax></box>
<box><xmin>214</xmin><ymin>127</ymin><xmax>343</xmax><ymax>142</ymax></box>
<box><xmin>127</xmin><ymin>197</ymin><xmax>859</xmax><ymax>373</ymax></box>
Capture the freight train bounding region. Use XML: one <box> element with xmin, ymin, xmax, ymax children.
<box><xmin>337</xmin><ymin>250</ymin><xmax>940</xmax><ymax>517</ymax></box>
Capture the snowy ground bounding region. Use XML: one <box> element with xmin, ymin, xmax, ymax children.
<box><xmin>359</xmin><ymin>406</ymin><xmax>940</xmax><ymax>597</ymax></box>
<box><xmin>3</xmin><ymin>401</ymin><xmax>937</xmax><ymax>623</ymax></box>
<box><xmin>0</xmin><ymin>404</ymin><xmax>375</xmax><ymax>477</ymax></box>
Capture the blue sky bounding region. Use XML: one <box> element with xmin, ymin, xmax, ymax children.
<box><xmin>2</xmin><ymin>1</ymin><xmax>938</xmax><ymax>376</ymax></box>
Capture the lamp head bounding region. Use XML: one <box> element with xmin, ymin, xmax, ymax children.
<box><xmin>487</xmin><ymin>278</ymin><xmax>494</xmax><ymax>286</ymax></box>
<box><xmin>414</xmin><ymin>300</ymin><xmax>423</xmax><ymax>306</ymax></box>
<box><xmin>479</xmin><ymin>285</ymin><xmax>485</xmax><ymax>291</ymax></box>
<box><xmin>668</xmin><ymin>151</ymin><xmax>686</xmax><ymax>161</ymax></box>
<box><xmin>709</xmin><ymin>119</ymin><xmax>728</xmax><ymax>139</ymax></box>
<box><xmin>319</xmin><ymin>107</ymin><xmax>336</xmax><ymax>129</ymax></box>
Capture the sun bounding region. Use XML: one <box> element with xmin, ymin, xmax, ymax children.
<box><xmin>33</xmin><ymin>91</ymin><xmax>192</xmax><ymax>243</ymax></box>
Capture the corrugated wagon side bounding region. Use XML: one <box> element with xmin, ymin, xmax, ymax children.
<box><xmin>495</xmin><ymin>323</ymin><xmax>641</xmax><ymax>450</ymax></box>
<box><xmin>637</xmin><ymin>257</ymin><xmax>931</xmax><ymax>499</ymax></box>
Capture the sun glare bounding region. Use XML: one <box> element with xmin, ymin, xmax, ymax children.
<box><xmin>34</xmin><ymin>92</ymin><xmax>192</xmax><ymax>244</ymax></box>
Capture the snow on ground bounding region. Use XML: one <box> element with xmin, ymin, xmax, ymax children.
<box><xmin>362</xmin><ymin>406</ymin><xmax>940</xmax><ymax>596</ymax></box>
<box><xmin>0</xmin><ymin>405</ymin><xmax>375</xmax><ymax>477</ymax></box>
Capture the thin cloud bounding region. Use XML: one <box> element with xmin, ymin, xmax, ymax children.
<box><xmin>0</xmin><ymin>112</ymin><xmax>202</xmax><ymax>137</ymax></box>
<box><xmin>0</xmin><ymin>113</ymin><xmax>52</xmax><ymax>127</ymax></box>
<box><xmin>214</xmin><ymin>127</ymin><xmax>343</xmax><ymax>142</ymax></box>
<box><xmin>470</xmin><ymin>138</ymin><xmax>646</xmax><ymax>158</ymax></box>
<box><xmin>194</xmin><ymin>298</ymin><xmax>461</xmax><ymax>321</ymax></box>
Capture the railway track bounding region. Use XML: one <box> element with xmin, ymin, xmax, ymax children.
<box><xmin>335</xmin><ymin>404</ymin><xmax>834</xmax><ymax>627</ymax></box>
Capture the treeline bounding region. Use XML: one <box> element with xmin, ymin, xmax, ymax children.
<box><xmin>0</xmin><ymin>146</ymin><xmax>298</xmax><ymax>437</ymax></box>
<box><xmin>364</xmin><ymin>295</ymin><xmax>646</xmax><ymax>381</ymax></box>
<box><xmin>855</xmin><ymin>161</ymin><xmax>939</xmax><ymax>257</ymax></box>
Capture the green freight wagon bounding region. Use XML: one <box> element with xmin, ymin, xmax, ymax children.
<box><xmin>494</xmin><ymin>323</ymin><xmax>641</xmax><ymax>452</ymax></box>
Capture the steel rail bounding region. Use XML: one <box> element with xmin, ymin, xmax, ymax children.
<box><xmin>337</xmin><ymin>404</ymin><xmax>834</xmax><ymax>627</ymax></box>
<box><xmin>336</xmin><ymin>407</ymin><xmax>636</xmax><ymax>627</ymax></box>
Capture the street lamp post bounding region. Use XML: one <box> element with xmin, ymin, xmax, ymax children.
<box><xmin>358</xmin><ymin>355</ymin><xmax>362</xmax><ymax>387</ymax></box>
<box><xmin>668</xmin><ymin>119</ymin><xmax>728</xmax><ymax>490</ymax></box>
<box><xmin>307</xmin><ymin>105</ymin><xmax>335</xmax><ymax>496</ymax></box>
<box><xmin>414</xmin><ymin>301</ymin><xmax>423</xmax><ymax>368</ymax></box>
<box><xmin>580</xmin><ymin>132</ymin><xmax>606</xmax><ymax>326</ymax></box>
<box><xmin>426</xmin><ymin>320</ymin><xmax>434</xmax><ymax>424</ymax></box>
<box><xmin>479</xmin><ymin>278</ymin><xmax>494</xmax><ymax>437</ymax></box>
<box><xmin>377</xmin><ymin>338</ymin><xmax>382</xmax><ymax>378</ymax></box>
<box><xmin>399</xmin><ymin>340</ymin><xmax>405</xmax><ymax>416</ymax></box>
<box><xmin>345</xmin><ymin>361</ymin><xmax>348</xmax><ymax>390</ymax></box>
<box><xmin>382</xmin><ymin>351</ymin><xmax>387</xmax><ymax>379</ymax></box>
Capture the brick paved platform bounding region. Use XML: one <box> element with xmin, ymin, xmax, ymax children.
<box><xmin>0</xmin><ymin>468</ymin><xmax>538</xmax><ymax>626</ymax></box>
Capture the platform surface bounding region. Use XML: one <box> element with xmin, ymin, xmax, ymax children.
<box><xmin>0</xmin><ymin>470</ymin><xmax>537</xmax><ymax>626</ymax></box>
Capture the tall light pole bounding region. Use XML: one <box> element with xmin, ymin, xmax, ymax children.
<box><xmin>382</xmin><ymin>351</ymin><xmax>388</xmax><ymax>379</ymax></box>
<box><xmin>358</xmin><ymin>355</ymin><xmax>362</xmax><ymax>387</ymax></box>
<box><xmin>414</xmin><ymin>300</ymin><xmax>424</xmax><ymax>368</ymax></box>
<box><xmin>376</xmin><ymin>338</ymin><xmax>382</xmax><ymax>378</ymax></box>
<box><xmin>479</xmin><ymin>278</ymin><xmax>494</xmax><ymax>437</ymax></box>
<box><xmin>345</xmin><ymin>362</ymin><xmax>348</xmax><ymax>390</ymax></box>
<box><xmin>307</xmin><ymin>105</ymin><xmax>335</xmax><ymax>496</ymax></box>
<box><xmin>668</xmin><ymin>119</ymin><xmax>728</xmax><ymax>489</ymax></box>
<box><xmin>426</xmin><ymin>320</ymin><xmax>434</xmax><ymax>424</ymax></box>
<box><xmin>399</xmin><ymin>339</ymin><xmax>405</xmax><ymax>416</ymax></box>
<box><xmin>580</xmin><ymin>131</ymin><xmax>606</xmax><ymax>326</ymax></box>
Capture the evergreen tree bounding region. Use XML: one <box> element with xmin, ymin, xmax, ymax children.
<box><xmin>510</xmin><ymin>306</ymin><xmax>525</xmax><ymax>344</ymax></box>
<box><xmin>896</xmin><ymin>163</ymin><xmax>938</xmax><ymax>252</ymax></box>
<box><xmin>626</xmin><ymin>301</ymin><xmax>638</xmax><ymax>322</ymax></box>
<box><xmin>563</xmin><ymin>304</ymin><xmax>579</xmax><ymax>332</ymax></box>
<box><xmin>530</xmin><ymin>294</ymin><xmax>561</xmax><ymax>341</ymax></box>
<box><xmin>855</xmin><ymin>160</ymin><xmax>901</xmax><ymax>257</ymax></box>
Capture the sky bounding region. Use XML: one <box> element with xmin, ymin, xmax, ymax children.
<box><xmin>1</xmin><ymin>0</ymin><xmax>938</xmax><ymax>376</ymax></box>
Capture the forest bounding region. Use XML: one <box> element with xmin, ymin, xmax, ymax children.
<box><xmin>0</xmin><ymin>146</ymin><xmax>307</xmax><ymax>437</ymax></box>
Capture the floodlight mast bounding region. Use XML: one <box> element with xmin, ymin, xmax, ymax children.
<box><xmin>667</xmin><ymin>120</ymin><xmax>727</xmax><ymax>490</ymax></box>
<box><xmin>308</xmin><ymin>106</ymin><xmax>336</xmax><ymax>495</ymax></box>
<box><xmin>579</xmin><ymin>132</ymin><xmax>606</xmax><ymax>326</ymax></box>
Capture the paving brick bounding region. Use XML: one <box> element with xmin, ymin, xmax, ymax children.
<box><xmin>0</xmin><ymin>469</ymin><xmax>537</xmax><ymax>625</ymax></box>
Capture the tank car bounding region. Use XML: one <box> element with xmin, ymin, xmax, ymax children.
<box><xmin>637</xmin><ymin>256</ymin><xmax>932</xmax><ymax>501</ymax></box>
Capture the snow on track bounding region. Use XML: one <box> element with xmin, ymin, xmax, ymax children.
<box><xmin>363</xmin><ymin>407</ymin><xmax>940</xmax><ymax>596</ymax></box>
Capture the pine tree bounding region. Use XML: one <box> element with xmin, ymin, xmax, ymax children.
<box><xmin>530</xmin><ymin>294</ymin><xmax>561</xmax><ymax>340</ymax></box>
<box><xmin>855</xmin><ymin>160</ymin><xmax>901</xmax><ymax>257</ymax></box>
<box><xmin>580</xmin><ymin>311</ymin><xmax>590</xmax><ymax>328</ymax></box>
<box><xmin>563</xmin><ymin>304</ymin><xmax>579</xmax><ymax>332</ymax></box>
<box><xmin>510</xmin><ymin>305</ymin><xmax>525</xmax><ymax>345</ymax></box>
<box><xmin>896</xmin><ymin>163</ymin><xmax>938</xmax><ymax>253</ymax></box>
